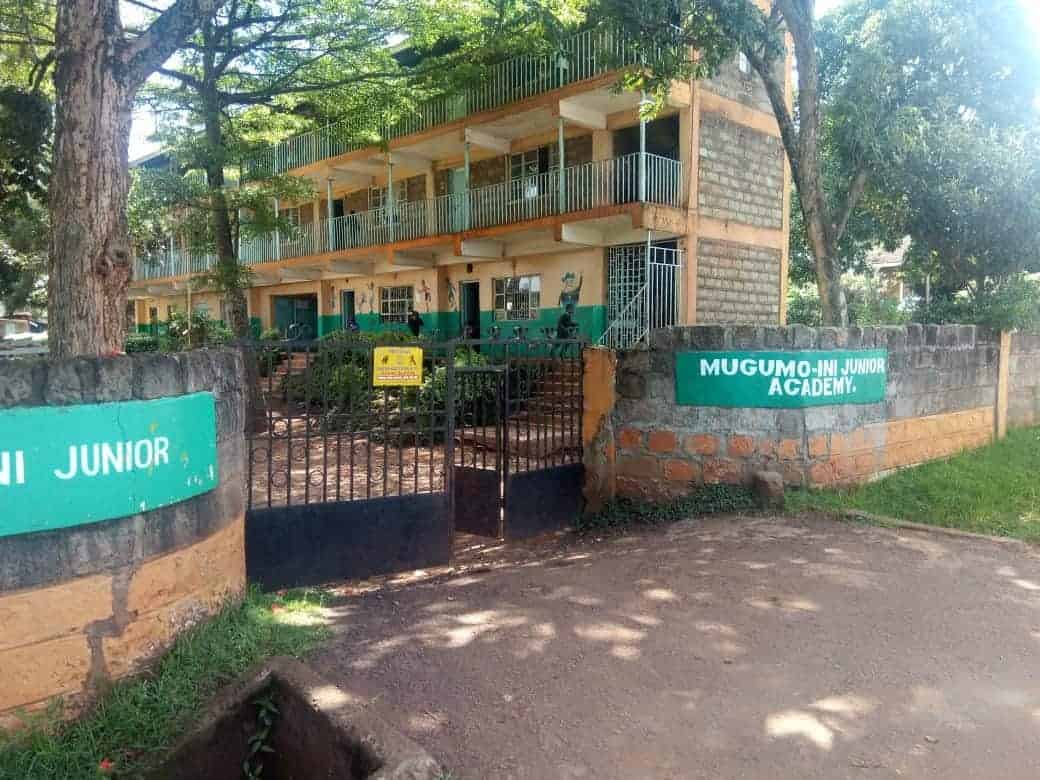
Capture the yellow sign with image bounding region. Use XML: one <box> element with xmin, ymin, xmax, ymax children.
<box><xmin>372</xmin><ymin>346</ymin><xmax>424</xmax><ymax>387</ymax></box>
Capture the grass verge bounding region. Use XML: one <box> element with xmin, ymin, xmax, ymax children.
<box><xmin>0</xmin><ymin>586</ymin><xmax>330</xmax><ymax>779</ymax></box>
<box><xmin>786</xmin><ymin>426</ymin><xmax>1040</xmax><ymax>542</ymax></box>
<box><xmin>576</xmin><ymin>484</ymin><xmax>757</xmax><ymax>534</ymax></box>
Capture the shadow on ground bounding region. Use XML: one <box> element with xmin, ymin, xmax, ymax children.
<box><xmin>307</xmin><ymin>515</ymin><xmax>1040</xmax><ymax>779</ymax></box>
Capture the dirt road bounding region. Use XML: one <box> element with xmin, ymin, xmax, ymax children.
<box><xmin>313</xmin><ymin>516</ymin><xmax>1040</xmax><ymax>779</ymax></box>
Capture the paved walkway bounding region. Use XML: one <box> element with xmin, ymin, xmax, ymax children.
<box><xmin>313</xmin><ymin>516</ymin><xmax>1040</xmax><ymax>779</ymax></box>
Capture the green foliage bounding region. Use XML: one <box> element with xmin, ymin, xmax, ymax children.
<box><xmin>786</xmin><ymin>426</ymin><xmax>1040</xmax><ymax>542</ymax></box>
<box><xmin>787</xmin><ymin>276</ymin><xmax>909</xmax><ymax>327</ymax></box>
<box><xmin>576</xmin><ymin>485</ymin><xmax>756</xmax><ymax>534</ymax></box>
<box><xmin>914</xmin><ymin>275</ymin><xmax>1040</xmax><ymax>332</ymax></box>
<box><xmin>160</xmin><ymin>310</ymin><xmax>231</xmax><ymax>351</ymax></box>
<box><xmin>786</xmin><ymin>284</ymin><xmax>822</xmax><ymax>327</ymax></box>
<box><xmin>124</xmin><ymin>334</ymin><xmax>160</xmax><ymax>353</ymax></box>
<box><xmin>0</xmin><ymin>587</ymin><xmax>330</xmax><ymax>779</ymax></box>
<box><xmin>243</xmin><ymin>694</ymin><xmax>279</xmax><ymax>780</ymax></box>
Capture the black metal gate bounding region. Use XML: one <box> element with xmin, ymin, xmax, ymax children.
<box><xmin>242</xmin><ymin>335</ymin><xmax>584</xmax><ymax>589</ymax></box>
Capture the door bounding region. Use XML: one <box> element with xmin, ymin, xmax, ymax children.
<box><xmin>273</xmin><ymin>294</ymin><xmax>318</xmax><ymax>339</ymax></box>
<box><xmin>460</xmin><ymin>281</ymin><xmax>480</xmax><ymax>339</ymax></box>
<box><xmin>449</xmin><ymin>167</ymin><xmax>468</xmax><ymax>231</ymax></box>
<box><xmin>341</xmin><ymin>290</ymin><xmax>357</xmax><ymax>329</ymax></box>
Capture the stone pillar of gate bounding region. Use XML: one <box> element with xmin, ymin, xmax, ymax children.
<box><xmin>582</xmin><ymin>346</ymin><xmax>617</xmax><ymax>511</ymax></box>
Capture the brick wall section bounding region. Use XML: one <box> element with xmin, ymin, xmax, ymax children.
<box><xmin>703</xmin><ymin>54</ymin><xmax>781</xmax><ymax>115</ymax></box>
<box><xmin>1009</xmin><ymin>331</ymin><xmax>1040</xmax><ymax>428</ymax></box>
<box><xmin>695</xmin><ymin>239</ymin><xmax>781</xmax><ymax>324</ymax></box>
<box><xmin>609</xmin><ymin>325</ymin><xmax>1001</xmax><ymax>500</ymax></box>
<box><xmin>0</xmin><ymin>348</ymin><xmax>247</xmax><ymax>723</ymax></box>
<box><xmin>698</xmin><ymin>113</ymin><xmax>784</xmax><ymax>230</ymax></box>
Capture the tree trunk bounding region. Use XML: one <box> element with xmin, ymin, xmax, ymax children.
<box><xmin>201</xmin><ymin>88</ymin><xmax>250</xmax><ymax>339</ymax></box>
<box><xmin>48</xmin><ymin>0</ymin><xmax>133</xmax><ymax>357</ymax></box>
<box><xmin>802</xmin><ymin>198</ymin><xmax>848</xmax><ymax>327</ymax></box>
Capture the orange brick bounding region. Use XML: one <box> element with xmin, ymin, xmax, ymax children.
<box><xmin>647</xmin><ymin>430</ymin><xmax>678</xmax><ymax>454</ymax></box>
<box><xmin>808</xmin><ymin>435</ymin><xmax>829</xmax><ymax>459</ymax></box>
<box><xmin>0</xmin><ymin>574</ymin><xmax>112</xmax><ymax>652</ymax></box>
<box><xmin>809</xmin><ymin>461</ymin><xmax>837</xmax><ymax>486</ymax></box>
<box><xmin>727</xmin><ymin>435</ymin><xmax>755</xmax><ymax>458</ymax></box>
<box><xmin>853</xmin><ymin>452</ymin><xmax>877</xmax><ymax>476</ymax></box>
<box><xmin>777</xmin><ymin>439</ymin><xmax>801</xmax><ymax>461</ymax></box>
<box><xmin>128</xmin><ymin>516</ymin><xmax>245</xmax><ymax>615</ymax></box>
<box><xmin>663</xmin><ymin>459</ymin><xmax>700</xmax><ymax>483</ymax></box>
<box><xmin>0</xmin><ymin>635</ymin><xmax>91</xmax><ymax>713</ymax></box>
<box><xmin>104</xmin><ymin>597</ymin><xmax>209</xmax><ymax>680</ymax></box>
<box><xmin>617</xmin><ymin>455</ymin><xmax>660</xmax><ymax>480</ymax></box>
<box><xmin>702</xmin><ymin>458</ymin><xmax>744</xmax><ymax>485</ymax></box>
<box><xmin>618</xmin><ymin>428</ymin><xmax>644</xmax><ymax>451</ymax></box>
<box><xmin>684</xmin><ymin>434</ymin><xmax>719</xmax><ymax>456</ymax></box>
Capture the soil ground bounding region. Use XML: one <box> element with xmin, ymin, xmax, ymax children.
<box><xmin>312</xmin><ymin>515</ymin><xmax>1040</xmax><ymax>779</ymax></box>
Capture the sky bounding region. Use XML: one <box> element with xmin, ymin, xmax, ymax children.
<box><xmin>128</xmin><ymin>0</ymin><xmax>1040</xmax><ymax>161</ymax></box>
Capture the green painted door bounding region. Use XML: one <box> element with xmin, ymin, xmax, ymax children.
<box><xmin>273</xmin><ymin>295</ymin><xmax>318</xmax><ymax>339</ymax></box>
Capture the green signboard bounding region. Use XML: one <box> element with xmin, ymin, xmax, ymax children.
<box><xmin>0</xmin><ymin>392</ymin><xmax>218</xmax><ymax>538</ymax></box>
<box><xmin>676</xmin><ymin>350</ymin><xmax>888</xmax><ymax>408</ymax></box>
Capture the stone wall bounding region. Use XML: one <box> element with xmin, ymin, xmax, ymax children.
<box><xmin>695</xmin><ymin>239</ymin><xmax>781</xmax><ymax>324</ymax></box>
<box><xmin>698</xmin><ymin>113</ymin><xmax>785</xmax><ymax>230</ymax></box>
<box><xmin>0</xmin><ymin>348</ymin><xmax>246</xmax><ymax>724</ymax></box>
<box><xmin>1009</xmin><ymin>331</ymin><xmax>1040</xmax><ymax>428</ymax></box>
<box><xmin>607</xmin><ymin>325</ymin><xmax>1003</xmax><ymax>500</ymax></box>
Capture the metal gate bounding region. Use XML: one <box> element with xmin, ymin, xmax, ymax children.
<box><xmin>453</xmin><ymin>338</ymin><xmax>585</xmax><ymax>541</ymax></box>
<box><xmin>600</xmin><ymin>242</ymin><xmax>684</xmax><ymax>350</ymax></box>
<box><xmin>242</xmin><ymin>335</ymin><xmax>584</xmax><ymax>588</ymax></box>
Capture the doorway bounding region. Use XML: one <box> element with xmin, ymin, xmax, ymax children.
<box><xmin>341</xmin><ymin>290</ymin><xmax>357</xmax><ymax>330</ymax></box>
<box><xmin>460</xmin><ymin>281</ymin><xmax>480</xmax><ymax>339</ymax></box>
<box><xmin>272</xmin><ymin>294</ymin><xmax>318</xmax><ymax>339</ymax></box>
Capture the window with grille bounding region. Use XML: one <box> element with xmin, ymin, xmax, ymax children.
<box><xmin>281</xmin><ymin>206</ymin><xmax>301</xmax><ymax>227</ymax></box>
<box><xmin>509</xmin><ymin>147</ymin><xmax>554</xmax><ymax>201</ymax></box>
<box><xmin>369</xmin><ymin>181</ymin><xmax>407</xmax><ymax>211</ymax></box>
<box><xmin>493</xmin><ymin>275</ymin><xmax>540</xmax><ymax>320</ymax></box>
<box><xmin>379</xmin><ymin>285</ymin><xmax>414</xmax><ymax>323</ymax></box>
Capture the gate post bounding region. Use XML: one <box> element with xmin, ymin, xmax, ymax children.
<box><xmin>582</xmin><ymin>346</ymin><xmax>617</xmax><ymax>511</ymax></box>
<box><xmin>444</xmin><ymin>344</ymin><xmax>457</xmax><ymax>531</ymax></box>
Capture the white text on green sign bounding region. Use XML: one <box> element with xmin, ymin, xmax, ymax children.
<box><xmin>0</xmin><ymin>392</ymin><xmax>219</xmax><ymax>537</ymax></box>
<box><xmin>675</xmin><ymin>350</ymin><xmax>888</xmax><ymax>408</ymax></box>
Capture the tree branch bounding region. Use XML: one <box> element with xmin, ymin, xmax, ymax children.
<box><xmin>122</xmin><ymin>0</ymin><xmax>228</xmax><ymax>89</ymax></box>
<box><xmin>832</xmin><ymin>165</ymin><xmax>869</xmax><ymax>247</ymax></box>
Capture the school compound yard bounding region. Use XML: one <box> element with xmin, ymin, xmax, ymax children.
<box><xmin>312</xmin><ymin>515</ymin><xmax>1040</xmax><ymax>780</ymax></box>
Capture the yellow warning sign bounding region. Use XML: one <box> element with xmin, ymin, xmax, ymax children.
<box><xmin>373</xmin><ymin>346</ymin><xmax>424</xmax><ymax>387</ymax></box>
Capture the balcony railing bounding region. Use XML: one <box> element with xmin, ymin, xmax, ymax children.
<box><xmin>135</xmin><ymin>153</ymin><xmax>682</xmax><ymax>281</ymax></box>
<box><xmin>134</xmin><ymin>247</ymin><xmax>218</xmax><ymax>280</ymax></box>
<box><xmin>243</xmin><ymin>27</ymin><xmax>663</xmax><ymax>179</ymax></box>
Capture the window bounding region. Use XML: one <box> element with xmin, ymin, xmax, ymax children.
<box><xmin>193</xmin><ymin>302</ymin><xmax>210</xmax><ymax>317</ymax></box>
<box><xmin>509</xmin><ymin>147</ymin><xmax>553</xmax><ymax>201</ymax></box>
<box><xmin>379</xmin><ymin>285</ymin><xmax>414</xmax><ymax>323</ymax></box>
<box><xmin>738</xmin><ymin>52</ymin><xmax>751</xmax><ymax>76</ymax></box>
<box><xmin>281</xmin><ymin>206</ymin><xmax>301</xmax><ymax>227</ymax></box>
<box><xmin>369</xmin><ymin>181</ymin><xmax>407</xmax><ymax>211</ymax></box>
<box><xmin>493</xmin><ymin>275</ymin><xmax>540</xmax><ymax>321</ymax></box>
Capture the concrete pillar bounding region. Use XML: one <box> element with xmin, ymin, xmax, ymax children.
<box><xmin>638</xmin><ymin>91</ymin><xmax>648</xmax><ymax>203</ymax></box>
<box><xmin>997</xmin><ymin>330</ymin><xmax>1012</xmax><ymax>440</ymax></box>
<box><xmin>273</xmin><ymin>197</ymin><xmax>281</xmax><ymax>261</ymax></box>
<box><xmin>557</xmin><ymin>116</ymin><xmax>566</xmax><ymax>213</ymax></box>
<box><xmin>386</xmin><ymin>154</ymin><xmax>395</xmax><ymax>243</ymax></box>
<box><xmin>582</xmin><ymin>346</ymin><xmax>617</xmax><ymax>511</ymax></box>
<box><xmin>463</xmin><ymin>141</ymin><xmax>472</xmax><ymax>230</ymax></box>
<box><xmin>326</xmin><ymin>178</ymin><xmax>335</xmax><ymax>252</ymax></box>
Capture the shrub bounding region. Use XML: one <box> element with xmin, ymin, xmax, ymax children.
<box><xmin>576</xmin><ymin>485</ymin><xmax>757</xmax><ymax>534</ymax></box>
<box><xmin>124</xmin><ymin>334</ymin><xmax>159</xmax><ymax>353</ymax></box>
<box><xmin>914</xmin><ymin>275</ymin><xmax>1040</xmax><ymax>332</ymax></box>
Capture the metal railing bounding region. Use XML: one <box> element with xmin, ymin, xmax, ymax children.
<box><xmin>242</xmin><ymin>27</ymin><xmax>667</xmax><ymax>179</ymax></box>
<box><xmin>138</xmin><ymin>154</ymin><xmax>683</xmax><ymax>282</ymax></box>
<box><xmin>134</xmin><ymin>248</ymin><xmax>218</xmax><ymax>280</ymax></box>
<box><xmin>600</xmin><ymin>244</ymin><xmax>684</xmax><ymax>350</ymax></box>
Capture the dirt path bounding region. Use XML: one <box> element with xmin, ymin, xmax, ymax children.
<box><xmin>312</xmin><ymin>516</ymin><xmax>1040</xmax><ymax>779</ymax></box>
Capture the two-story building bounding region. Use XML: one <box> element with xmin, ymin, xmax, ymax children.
<box><xmin>130</xmin><ymin>27</ymin><xmax>791</xmax><ymax>348</ymax></box>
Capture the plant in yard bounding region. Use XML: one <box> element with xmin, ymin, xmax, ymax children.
<box><xmin>577</xmin><ymin>485</ymin><xmax>757</xmax><ymax>533</ymax></box>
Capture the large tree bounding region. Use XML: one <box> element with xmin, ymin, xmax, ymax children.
<box><xmin>45</xmin><ymin>0</ymin><xmax>225</xmax><ymax>357</ymax></box>
<box><xmin>141</xmin><ymin>0</ymin><xmax>580</xmax><ymax>336</ymax></box>
<box><xmin>596</xmin><ymin>0</ymin><xmax>1040</xmax><ymax>325</ymax></box>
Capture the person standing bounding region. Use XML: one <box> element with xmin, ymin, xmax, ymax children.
<box><xmin>407</xmin><ymin>309</ymin><xmax>424</xmax><ymax>338</ymax></box>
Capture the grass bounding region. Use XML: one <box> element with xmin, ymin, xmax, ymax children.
<box><xmin>0</xmin><ymin>586</ymin><xmax>330</xmax><ymax>779</ymax></box>
<box><xmin>786</xmin><ymin>426</ymin><xmax>1040</xmax><ymax>542</ymax></box>
<box><xmin>576</xmin><ymin>484</ymin><xmax>757</xmax><ymax>534</ymax></box>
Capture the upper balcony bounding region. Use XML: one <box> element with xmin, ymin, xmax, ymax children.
<box><xmin>132</xmin><ymin>150</ymin><xmax>684</xmax><ymax>287</ymax></box>
<box><xmin>242</xmin><ymin>27</ymin><xmax>661</xmax><ymax>180</ymax></box>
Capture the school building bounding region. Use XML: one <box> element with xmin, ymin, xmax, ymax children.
<box><xmin>129</xmin><ymin>25</ymin><xmax>792</xmax><ymax>347</ymax></box>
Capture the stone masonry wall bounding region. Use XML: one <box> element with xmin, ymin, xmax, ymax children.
<box><xmin>611</xmin><ymin>325</ymin><xmax>1000</xmax><ymax>500</ymax></box>
<box><xmin>703</xmin><ymin>54</ymin><xmax>782</xmax><ymax>116</ymax></box>
<box><xmin>698</xmin><ymin>113</ymin><xmax>785</xmax><ymax>230</ymax></box>
<box><xmin>695</xmin><ymin>239</ymin><xmax>781</xmax><ymax>324</ymax></box>
<box><xmin>0</xmin><ymin>348</ymin><xmax>247</xmax><ymax>724</ymax></box>
<box><xmin>1009</xmin><ymin>331</ymin><xmax>1040</xmax><ymax>428</ymax></box>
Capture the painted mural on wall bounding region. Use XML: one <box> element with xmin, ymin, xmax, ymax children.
<box><xmin>445</xmin><ymin>276</ymin><xmax>457</xmax><ymax>310</ymax></box>
<box><xmin>559</xmin><ymin>272</ymin><xmax>583</xmax><ymax>308</ymax></box>
<box><xmin>420</xmin><ymin>279</ymin><xmax>433</xmax><ymax>312</ymax></box>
